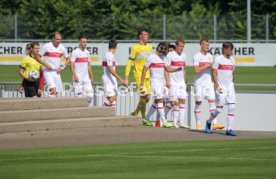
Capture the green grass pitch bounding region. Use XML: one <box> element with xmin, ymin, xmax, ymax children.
<box><xmin>0</xmin><ymin>138</ymin><xmax>275</xmax><ymax>179</ymax></box>
<box><xmin>1</xmin><ymin>65</ymin><xmax>275</xmax><ymax>91</ymax></box>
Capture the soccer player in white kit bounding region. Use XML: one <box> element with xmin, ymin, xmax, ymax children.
<box><xmin>102</xmin><ymin>39</ymin><xmax>124</xmax><ymax>107</ymax></box>
<box><xmin>39</xmin><ymin>31</ymin><xmax>70</xmax><ymax>96</ymax></box>
<box><xmin>70</xmin><ymin>34</ymin><xmax>94</xmax><ymax>106</ymax></box>
<box><xmin>164</xmin><ymin>38</ymin><xmax>190</xmax><ymax>129</ymax></box>
<box><xmin>193</xmin><ymin>39</ymin><xmax>224</xmax><ymax>130</ymax></box>
<box><xmin>140</xmin><ymin>42</ymin><xmax>177</xmax><ymax>128</ymax></box>
<box><xmin>205</xmin><ymin>42</ymin><xmax>237</xmax><ymax>136</ymax></box>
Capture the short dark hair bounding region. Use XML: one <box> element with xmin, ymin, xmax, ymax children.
<box><xmin>156</xmin><ymin>42</ymin><xmax>168</xmax><ymax>55</ymax></box>
<box><xmin>31</xmin><ymin>42</ymin><xmax>40</xmax><ymax>48</ymax></box>
<box><xmin>109</xmin><ymin>39</ymin><xmax>117</xmax><ymax>49</ymax></box>
<box><xmin>78</xmin><ymin>33</ymin><xmax>87</xmax><ymax>41</ymax></box>
<box><xmin>52</xmin><ymin>31</ymin><xmax>62</xmax><ymax>39</ymax></box>
<box><xmin>175</xmin><ymin>38</ymin><xmax>185</xmax><ymax>45</ymax></box>
<box><xmin>200</xmin><ymin>38</ymin><xmax>209</xmax><ymax>44</ymax></box>
<box><xmin>138</xmin><ymin>27</ymin><xmax>149</xmax><ymax>37</ymax></box>
<box><xmin>222</xmin><ymin>42</ymin><xmax>234</xmax><ymax>50</ymax></box>
<box><xmin>169</xmin><ymin>44</ymin><xmax>176</xmax><ymax>50</ymax></box>
<box><xmin>25</xmin><ymin>43</ymin><xmax>32</xmax><ymax>50</ymax></box>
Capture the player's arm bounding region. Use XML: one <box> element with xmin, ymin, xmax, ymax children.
<box><xmin>70</xmin><ymin>51</ymin><xmax>79</xmax><ymax>82</ymax></box>
<box><xmin>57</xmin><ymin>48</ymin><xmax>70</xmax><ymax>73</ymax></box>
<box><xmin>194</xmin><ymin>63</ymin><xmax>212</xmax><ymax>74</ymax></box>
<box><xmin>212</xmin><ymin>57</ymin><xmax>221</xmax><ymax>92</ymax></box>
<box><xmin>58</xmin><ymin>57</ymin><xmax>70</xmax><ymax>73</ymax></box>
<box><xmin>19</xmin><ymin>67</ymin><xmax>28</xmax><ymax>80</ymax></box>
<box><xmin>194</xmin><ymin>55</ymin><xmax>212</xmax><ymax>74</ymax></box>
<box><xmin>34</xmin><ymin>54</ymin><xmax>52</xmax><ymax>70</ymax></box>
<box><xmin>37</xmin><ymin>46</ymin><xmax>52</xmax><ymax>69</ymax></box>
<box><xmin>88</xmin><ymin>63</ymin><xmax>94</xmax><ymax>82</ymax></box>
<box><xmin>108</xmin><ymin>66</ymin><xmax>124</xmax><ymax>84</ymax></box>
<box><xmin>164</xmin><ymin>70</ymin><xmax>170</xmax><ymax>88</ymax></box>
<box><xmin>70</xmin><ymin>62</ymin><xmax>79</xmax><ymax>82</ymax></box>
<box><xmin>140</xmin><ymin>66</ymin><xmax>148</xmax><ymax>88</ymax></box>
<box><xmin>124</xmin><ymin>46</ymin><xmax>136</xmax><ymax>85</ymax></box>
<box><xmin>164</xmin><ymin>66</ymin><xmax>182</xmax><ymax>72</ymax></box>
<box><xmin>212</xmin><ymin>68</ymin><xmax>221</xmax><ymax>92</ymax></box>
<box><xmin>124</xmin><ymin>59</ymin><xmax>133</xmax><ymax>85</ymax></box>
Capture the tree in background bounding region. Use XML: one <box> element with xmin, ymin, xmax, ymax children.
<box><xmin>0</xmin><ymin>0</ymin><xmax>275</xmax><ymax>40</ymax></box>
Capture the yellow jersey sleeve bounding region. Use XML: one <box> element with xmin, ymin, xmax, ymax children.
<box><xmin>125</xmin><ymin>59</ymin><xmax>133</xmax><ymax>76</ymax></box>
<box><xmin>20</xmin><ymin>56</ymin><xmax>29</xmax><ymax>69</ymax></box>
<box><xmin>125</xmin><ymin>45</ymin><xmax>137</xmax><ymax>76</ymax></box>
<box><xmin>129</xmin><ymin>45</ymin><xmax>137</xmax><ymax>61</ymax></box>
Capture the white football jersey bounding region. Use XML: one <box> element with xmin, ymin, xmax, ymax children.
<box><xmin>39</xmin><ymin>42</ymin><xmax>69</xmax><ymax>70</ymax></box>
<box><xmin>145</xmin><ymin>54</ymin><xmax>165</xmax><ymax>86</ymax></box>
<box><xmin>193</xmin><ymin>52</ymin><xmax>213</xmax><ymax>86</ymax></box>
<box><xmin>71</xmin><ymin>48</ymin><xmax>90</xmax><ymax>81</ymax></box>
<box><xmin>164</xmin><ymin>51</ymin><xmax>186</xmax><ymax>85</ymax></box>
<box><xmin>212</xmin><ymin>55</ymin><xmax>235</xmax><ymax>90</ymax></box>
<box><xmin>102</xmin><ymin>51</ymin><xmax>117</xmax><ymax>84</ymax></box>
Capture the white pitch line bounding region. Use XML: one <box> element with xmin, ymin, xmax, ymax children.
<box><xmin>0</xmin><ymin>146</ymin><xmax>275</xmax><ymax>162</ymax></box>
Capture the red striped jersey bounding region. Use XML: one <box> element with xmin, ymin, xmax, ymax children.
<box><xmin>145</xmin><ymin>54</ymin><xmax>165</xmax><ymax>86</ymax></box>
<box><xmin>193</xmin><ymin>52</ymin><xmax>213</xmax><ymax>86</ymax></box>
<box><xmin>212</xmin><ymin>55</ymin><xmax>235</xmax><ymax>90</ymax></box>
<box><xmin>71</xmin><ymin>47</ymin><xmax>90</xmax><ymax>81</ymax></box>
<box><xmin>39</xmin><ymin>42</ymin><xmax>69</xmax><ymax>70</ymax></box>
<box><xmin>164</xmin><ymin>51</ymin><xmax>186</xmax><ymax>85</ymax></box>
<box><xmin>102</xmin><ymin>51</ymin><xmax>117</xmax><ymax>84</ymax></box>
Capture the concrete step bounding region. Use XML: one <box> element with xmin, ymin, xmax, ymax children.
<box><xmin>0</xmin><ymin>107</ymin><xmax>115</xmax><ymax>123</ymax></box>
<box><xmin>0</xmin><ymin>116</ymin><xmax>141</xmax><ymax>133</ymax></box>
<box><xmin>0</xmin><ymin>98</ymin><xmax>89</xmax><ymax>111</ymax></box>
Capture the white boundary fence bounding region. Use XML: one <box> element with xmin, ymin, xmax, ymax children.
<box><xmin>0</xmin><ymin>82</ymin><xmax>276</xmax><ymax>131</ymax></box>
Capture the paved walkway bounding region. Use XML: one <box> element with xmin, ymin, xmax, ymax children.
<box><xmin>1</xmin><ymin>126</ymin><xmax>275</xmax><ymax>149</ymax></box>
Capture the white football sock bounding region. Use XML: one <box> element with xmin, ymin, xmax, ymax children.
<box><xmin>209</xmin><ymin>102</ymin><xmax>217</xmax><ymax>124</ymax></box>
<box><xmin>179</xmin><ymin>103</ymin><xmax>186</xmax><ymax>125</ymax></box>
<box><xmin>194</xmin><ymin>103</ymin><xmax>201</xmax><ymax>125</ymax></box>
<box><xmin>157</xmin><ymin>103</ymin><xmax>167</xmax><ymax>123</ymax></box>
<box><xmin>172</xmin><ymin>105</ymin><xmax>179</xmax><ymax>127</ymax></box>
<box><xmin>227</xmin><ymin>104</ymin><xmax>235</xmax><ymax>130</ymax></box>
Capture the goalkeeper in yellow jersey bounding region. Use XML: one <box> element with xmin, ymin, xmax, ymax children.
<box><xmin>124</xmin><ymin>28</ymin><xmax>154</xmax><ymax>126</ymax></box>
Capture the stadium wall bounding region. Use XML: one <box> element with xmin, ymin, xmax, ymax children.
<box><xmin>1</xmin><ymin>84</ymin><xmax>275</xmax><ymax>131</ymax></box>
<box><xmin>190</xmin><ymin>91</ymin><xmax>276</xmax><ymax>132</ymax></box>
<box><xmin>0</xmin><ymin>42</ymin><xmax>275</xmax><ymax>66</ymax></box>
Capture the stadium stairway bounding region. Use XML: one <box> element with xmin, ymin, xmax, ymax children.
<box><xmin>0</xmin><ymin>98</ymin><xmax>140</xmax><ymax>133</ymax></box>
